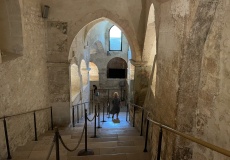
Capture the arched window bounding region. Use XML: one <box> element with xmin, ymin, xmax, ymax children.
<box><xmin>109</xmin><ymin>26</ymin><xmax>122</xmax><ymax>51</ymax></box>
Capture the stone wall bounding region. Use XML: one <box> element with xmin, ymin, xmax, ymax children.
<box><xmin>41</xmin><ymin>0</ymin><xmax>143</xmax><ymax>61</ymax></box>
<box><xmin>141</xmin><ymin>0</ymin><xmax>230</xmax><ymax>160</ymax></box>
<box><xmin>0</xmin><ymin>0</ymin><xmax>49</xmax><ymax>158</ymax></box>
<box><xmin>193</xmin><ymin>0</ymin><xmax>230</xmax><ymax>159</ymax></box>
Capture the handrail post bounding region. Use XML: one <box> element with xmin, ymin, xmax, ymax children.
<box><xmin>107</xmin><ymin>89</ymin><xmax>110</xmax><ymax>107</ymax></box>
<box><xmin>33</xmin><ymin>111</ymin><xmax>38</xmax><ymax>141</ymax></box>
<box><xmin>51</xmin><ymin>107</ymin><xmax>54</xmax><ymax>130</ymax></box>
<box><xmin>97</xmin><ymin>103</ymin><xmax>101</xmax><ymax>128</ymax></box>
<box><xmin>144</xmin><ymin>119</ymin><xmax>149</xmax><ymax>152</ymax></box>
<box><xmin>78</xmin><ymin>109</ymin><xmax>94</xmax><ymax>156</ymax></box>
<box><xmin>129</xmin><ymin>104</ymin><xmax>130</xmax><ymax>121</ymax></box>
<box><xmin>140</xmin><ymin>109</ymin><xmax>144</xmax><ymax>136</ymax></box>
<box><xmin>72</xmin><ymin>106</ymin><xmax>75</xmax><ymax>127</ymax></box>
<box><xmin>84</xmin><ymin>109</ymin><xmax>88</xmax><ymax>151</ymax></box>
<box><xmin>133</xmin><ymin>106</ymin><xmax>136</xmax><ymax>127</ymax></box>
<box><xmin>126</xmin><ymin>103</ymin><xmax>128</xmax><ymax>121</ymax></box>
<box><xmin>101</xmin><ymin>103</ymin><xmax>106</xmax><ymax>122</ymax></box>
<box><xmin>77</xmin><ymin>104</ymin><xmax>79</xmax><ymax>123</ymax></box>
<box><xmin>94</xmin><ymin>106</ymin><xmax>97</xmax><ymax>137</ymax></box>
<box><xmin>107</xmin><ymin>101</ymin><xmax>111</xmax><ymax>118</ymax></box>
<box><xmin>55</xmin><ymin>128</ymin><xmax>60</xmax><ymax>160</ymax></box>
<box><xmin>91</xmin><ymin>105</ymin><xmax>99</xmax><ymax>138</ymax></box>
<box><xmin>3</xmin><ymin>117</ymin><xmax>12</xmax><ymax>159</ymax></box>
<box><xmin>157</xmin><ymin>127</ymin><xmax>163</xmax><ymax>160</ymax></box>
<box><xmin>88</xmin><ymin>102</ymin><xmax>91</xmax><ymax>115</ymax></box>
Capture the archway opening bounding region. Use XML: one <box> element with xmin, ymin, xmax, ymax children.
<box><xmin>107</xmin><ymin>57</ymin><xmax>127</xmax><ymax>79</ymax></box>
<box><xmin>70</xmin><ymin>63</ymin><xmax>80</xmax><ymax>101</ymax></box>
<box><xmin>89</xmin><ymin>62</ymin><xmax>99</xmax><ymax>81</ymax></box>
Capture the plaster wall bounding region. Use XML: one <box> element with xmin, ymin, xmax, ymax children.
<box><xmin>0</xmin><ymin>0</ymin><xmax>49</xmax><ymax>158</ymax></box>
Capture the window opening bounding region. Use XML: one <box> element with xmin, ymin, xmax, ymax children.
<box><xmin>109</xmin><ymin>26</ymin><xmax>122</xmax><ymax>51</ymax></box>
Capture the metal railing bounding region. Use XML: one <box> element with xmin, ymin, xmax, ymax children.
<box><xmin>72</xmin><ymin>102</ymin><xmax>90</xmax><ymax>126</ymax></box>
<box><xmin>128</xmin><ymin>102</ymin><xmax>230</xmax><ymax>159</ymax></box>
<box><xmin>90</xmin><ymin>88</ymin><xmax>127</xmax><ymax>102</ymax></box>
<box><xmin>54</xmin><ymin>108</ymin><xmax>100</xmax><ymax>159</ymax></box>
<box><xmin>0</xmin><ymin>106</ymin><xmax>53</xmax><ymax>159</ymax></box>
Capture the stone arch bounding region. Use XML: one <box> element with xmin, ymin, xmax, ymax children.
<box><xmin>68</xmin><ymin>9</ymin><xmax>141</xmax><ymax>61</ymax></box>
<box><xmin>0</xmin><ymin>0</ymin><xmax>24</xmax><ymax>62</ymax></box>
<box><xmin>89</xmin><ymin>62</ymin><xmax>99</xmax><ymax>81</ymax></box>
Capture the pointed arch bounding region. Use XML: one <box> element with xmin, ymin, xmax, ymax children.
<box><xmin>68</xmin><ymin>9</ymin><xmax>141</xmax><ymax>61</ymax></box>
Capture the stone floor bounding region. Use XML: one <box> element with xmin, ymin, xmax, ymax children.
<box><xmin>11</xmin><ymin>112</ymin><xmax>151</xmax><ymax>160</ymax></box>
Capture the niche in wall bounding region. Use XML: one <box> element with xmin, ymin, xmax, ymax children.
<box><xmin>0</xmin><ymin>0</ymin><xmax>23</xmax><ymax>63</ymax></box>
<box><xmin>107</xmin><ymin>57</ymin><xmax>127</xmax><ymax>79</ymax></box>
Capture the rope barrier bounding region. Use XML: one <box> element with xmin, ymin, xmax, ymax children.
<box><xmin>58</xmin><ymin>124</ymin><xmax>85</xmax><ymax>152</ymax></box>
<box><xmin>46</xmin><ymin>135</ymin><xmax>55</xmax><ymax>160</ymax></box>
<box><xmin>87</xmin><ymin>113</ymin><xmax>96</xmax><ymax>122</ymax></box>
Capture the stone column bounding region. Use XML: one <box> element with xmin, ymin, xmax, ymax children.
<box><xmin>130</xmin><ymin>60</ymin><xmax>152</xmax><ymax>106</ymax></box>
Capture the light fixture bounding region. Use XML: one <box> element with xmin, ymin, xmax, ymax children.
<box><xmin>42</xmin><ymin>5</ymin><xmax>50</xmax><ymax>18</ymax></box>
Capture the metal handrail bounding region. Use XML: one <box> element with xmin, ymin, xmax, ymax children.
<box><xmin>90</xmin><ymin>88</ymin><xmax>121</xmax><ymax>91</ymax></box>
<box><xmin>72</xmin><ymin>102</ymin><xmax>90</xmax><ymax>126</ymax></box>
<box><xmin>147</xmin><ymin>116</ymin><xmax>230</xmax><ymax>157</ymax></box>
<box><xmin>0</xmin><ymin>106</ymin><xmax>52</xmax><ymax>119</ymax></box>
<box><xmin>129</xmin><ymin>103</ymin><xmax>143</xmax><ymax>109</ymax></box>
<box><xmin>72</xmin><ymin>102</ymin><xmax>90</xmax><ymax>107</ymax></box>
<box><xmin>129</xmin><ymin>102</ymin><xmax>230</xmax><ymax>157</ymax></box>
<box><xmin>1</xmin><ymin>106</ymin><xmax>53</xmax><ymax>159</ymax></box>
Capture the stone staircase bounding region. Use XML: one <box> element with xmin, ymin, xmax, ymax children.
<box><xmin>11</xmin><ymin>112</ymin><xmax>151</xmax><ymax>160</ymax></box>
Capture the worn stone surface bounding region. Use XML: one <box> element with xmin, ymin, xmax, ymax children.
<box><xmin>176</xmin><ymin>1</ymin><xmax>220</xmax><ymax>159</ymax></box>
<box><xmin>47</xmin><ymin>21</ymin><xmax>68</xmax><ymax>63</ymax></box>
<box><xmin>0</xmin><ymin>0</ymin><xmax>49</xmax><ymax>158</ymax></box>
<box><xmin>193</xmin><ymin>0</ymin><xmax>230</xmax><ymax>159</ymax></box>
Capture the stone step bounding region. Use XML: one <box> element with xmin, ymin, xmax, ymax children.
<box><xmin>13</xmin><ymin>143</ymin><xmax>149</xmax><ymax>160</ymax></box>
<box><xmin>11</xmin><ymin>112</ymin><xmax>151</xmax><ymax>160</ymax></box>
